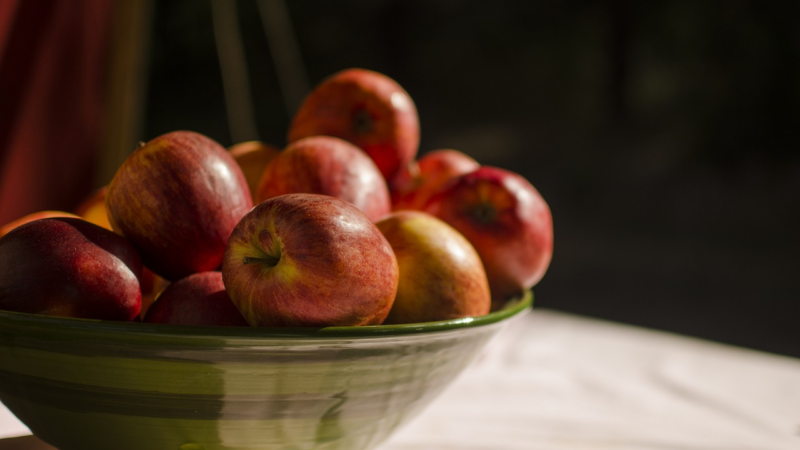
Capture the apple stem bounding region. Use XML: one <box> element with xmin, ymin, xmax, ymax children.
<box><xmin>243</xmin><ymin>255</ymin><xmax>280</xmax><ymax>267</ymax></box>
<box><xmin>472</xmin><ymin>203</ymin><xmax>497</xmax><ymax>223</ymax></box>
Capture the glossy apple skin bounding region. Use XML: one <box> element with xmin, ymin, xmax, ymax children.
<box><xmin>0</xmin><ymin>217</ymin><xmax>142</xmax><ymax>320</ymax></box>
<box><xmin>143</xmin><ymin>271</ymin><xmax>248</xmax><ymax>326</ymax></box>
<box><xmin>287</xmin><ymin>68</ymin><xmax>420</xmax><ymax>183</ymax></box>
<box><xmin>425</xmin><ymin>167</ymin><xmax>553</xmax><ymax>306</ymax></box>
<box><xmin>376</xmin><ymin>211</ymin><xmax>490</xmax><ymax>324</ymax></box>
<box><xmin>228</xmin><ymin>141</ymin><xmax>280</xmax><ymax>203</ymax></box>
<box><xmin>390</xmin><ymin>149</ymin><xmax>480</xmax><ymax>211</ymax></box>
<box><xmin>0</xmin><ymin>211</ymin><xmax>78</xmax><ymax>239</ymax></box>
<box><xmin>256</xmin><ymin>136</ymin><xmax>390</xmax><ymax>222</ymax></box>
<box><xmin>106</xmin><ymin>131</ymin><xmax>253</xmax><ymax>281</ymax></box>
<box><xmin>73</xmin><ymin>185</ymin><xmax>167</xmax><ymax>318</ymax></box>
<box><xmin>222</xmin><ymin>193</ymin><xmax>399</xmax><ymax>327</ymax></box>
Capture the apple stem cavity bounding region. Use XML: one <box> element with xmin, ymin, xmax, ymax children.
<box><xmin>472</xmin><ymin>203</ymin><xmax>497</xmax><ymax>224</ymax></box>
<box><xmin>352</xmin><ymin>109</ymin><xmax>374</xmax><ymax>134</ymax></box>
<box><xmin>243</xmin><ymin>255</ymin><xmax>281</xmax><ymax>268</ymax></box>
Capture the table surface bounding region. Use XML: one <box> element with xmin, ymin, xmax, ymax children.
<box><xmin>1</xmin><ymin>309</ymin><xmax>798</xmax><ymax>450</ymax></box>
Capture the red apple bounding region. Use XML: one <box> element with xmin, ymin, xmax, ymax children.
<box><xmin>255</xmin><ymin>136</ymin><xmax>390</xmax><ymax>222</ymax></box>
<box><xmin>0</xmin><ymin>217</ymin><xmax>142</xmax><ymax>320</ymax></box>
<box><xmin>73</xmin><ymin>185</ymin><xmax>169</xmax><ymax>315</ymax></box>
<box><xmin>376</xmin><ymin>211</ymin><xmax>490</xmax><ymax>324</ymax></box>
<box><xmin>390</xmin><ymin>149</ymin><xmax>480</xmax><ymax>211</ymax></box>
<box><xmin>424</xmin><ymin>166</ymin><xmax>553</xmax><ymax>306</ymax></box>
<box><xmin>106</xmin><ymin>131</ymin><xmax>253</xmax><ymax>281</ymax></box>
<box><xmin>287</xmin><ymin>68</ymin><xmax>420</xmax><ymax>183</ymax></box>
<box><xmin>0</xmin><ymin>210</ymin><xmax>78</xmax><ymax>239</ymax></box>
<box><xmin>143</xmin><ymin>271</ymin><xmax>248</xmax><ymax>326</ymax></box>
<box><xmin>222</xmin><ymin>193</ymin><xmax>399</xmax><ymax>327</ymax></box>
<box><xmin>228</xmin><ymin>141</ymin><xmax>280</xmax><ymax>203</ymax></box>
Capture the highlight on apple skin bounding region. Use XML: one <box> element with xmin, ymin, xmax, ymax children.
<box><xmin>106</xmin><ymin>130</ymin><xmax>253</xmax><ymax>281</ymax></box>
<box><xmin>288</xmin><ymin>68</ymin><xmax>420</xmax><ymax>184</ymax></box>
<box><xmin>143</xmin><ymin>271</ymin><xmax>248</xmax><ymax>327</ymax></box>
<box><xmin>256</xmin><ymin>135</ymin><xmax>391</xmax><ymax>222</ymax></box>
<box><xmin>222</xmin><ymin>193</ymin><xmax>399</xmax><ymax>327</ymax></box>
<box><xmin>376</xmin><ymin>210</ymin><xmax>491</xmax><ymax>324</ymax></box>
<box><xmin>424</xmin><ymin>166</ymin><xmax>553</xmax><ymax>306</ymax></box>
<box><xmin>0</xmin><ymin>217</ymin><xmax>142</xmax><ymax>321</ymax></box>
<box><xmin>390</xmin><ymin>149</ymin><xmax>480</xmax><ymax>212</ymax></box>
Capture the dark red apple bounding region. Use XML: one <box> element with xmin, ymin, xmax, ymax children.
<box><xmin>73</xmin><ymin>185</ymin><xmax>169</xmax><ymax>317</ymax></box>
<box><xmin>143</xmin><ymin>271</ymin><xmax>248</xmax><ymax>326</ymax></box>
<box><xmin>376</xmin><ymin>211</ymin><xmax>491</xmax><ymax>324</ymax></box>
<box><xmin>390</xmin><ymin>149</ymin><xmax>480</xmax><ymax>211</ymax></box>
<box><xmin>222</xmin><ymin>193</ymin><xmax>399</xmax><ymax>327</ymax></box>
<box><xmin>106</xmin><ymin>131</ymin><xmax>253</xmax><ymax>281</ymax></box>
<box><xmin>255</xmin><ymin>136</ymin><xmax>390</xmax><ymax>222</ymax></box>
<box><xmin>425</xmin><ymin>166</ymin><xmax>553</xmax><ymax>306</ymax></box>
<box><xmin>0</xmin><ymin>217</ymin><xmax>142</xmax><ymax>320</ymax></box>
<box><xmin>287</xmin><ymin>68</ymin><xmax>420</xmax><ymax>183</ymax></box>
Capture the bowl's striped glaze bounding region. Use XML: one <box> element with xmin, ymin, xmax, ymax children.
<box><xmin>0</xmin><ymin>292</ymin><xmax>531</xmax><ymax>450</ymax></box>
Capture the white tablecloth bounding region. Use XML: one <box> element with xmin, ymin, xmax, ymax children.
<box><xmin>379</xmin><ymin>310</ymin><xmax>800</xmax><ymax>450</ymax></box>
<box><xmin>2</xmin><ymin>309</ymin><xmax>799</xmax><ymax>449</ymax></box>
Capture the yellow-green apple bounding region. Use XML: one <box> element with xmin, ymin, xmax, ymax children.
<box><xmin>74</xmin><ymin>186</ymin><xmax>112</xmax><ymax>230</ymax></box>
<box><xmin>0</xmin><ymin>210</ymin><xmax>78</xmax><ymax>239</ymax></box>
<box><xmin>376</xmin><ymin>211</ymin><xmax>490</xmax><ymax>324</ymax></box>
<box><xmin>73</xmin><ymin>185</ymin><xmax>168</xmax><ymax>318</ymax></box>
<box><xmin>228</xmin><ymin>141</ymin><xmax>280</xmax><ymax>203</ymax></box>
<box><xmin>0</xmin><ymin>217</ymin><xmax>142</xmax><ymax>320</ymax></box>
<box><xmin>106</xmin><ymin>131</ymin><xmax>253</xmax><ymax>281</ymax></box>
<box><xmin>390</xmin><ymin>149</ymin><xmax>480</xmax><ymax>211</ymax></box>
<box><xmin>255</xmin><ymin>136</ymin><xmax>390</xmax><ymax>222</ymax></box>
<box><xmin>143</xmin><ymin>271</ymin><xmax>248</xmax><ymax>326</ymax></box>
<box><xmin>287</xmin><ymin>68</ymin><xmax>420</xmax><ymax>183</ymax></box>
<box><xmin>222</xmin><ymin>193</ymin><xmax>399</xmax><ymax>327</ymax></box>
<box><xmin>424</xmin><ymin>166</ymin><xmax>553</xmax><ymax>306</ymax></box>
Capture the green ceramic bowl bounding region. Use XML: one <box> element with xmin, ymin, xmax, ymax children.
<box><xmin>0</xmin><ymin>291</ymin><xmax>532</xmax><ymax>450</ymax></box>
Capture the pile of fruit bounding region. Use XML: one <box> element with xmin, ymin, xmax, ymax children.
<box><xmin>0</xmin><ymin>69</ymin><xmax>553</xmax><ymax>327</ymax></box>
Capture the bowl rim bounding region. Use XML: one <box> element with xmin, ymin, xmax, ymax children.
<box><xmin>0</xmin><ymin>291</ymin><xmax>533</xmax><ymax>339</ymax></box>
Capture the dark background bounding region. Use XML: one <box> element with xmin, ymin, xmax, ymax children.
<box><xmin>143</xmin><ymin>1</ymin><xmax>800</xmax><ymax>357</ymax></box>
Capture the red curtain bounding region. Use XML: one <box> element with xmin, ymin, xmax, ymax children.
<box><xmin>0</xmin><ymin>0</ymin><xmax>113</xmax><ymax>225</ymax></box>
